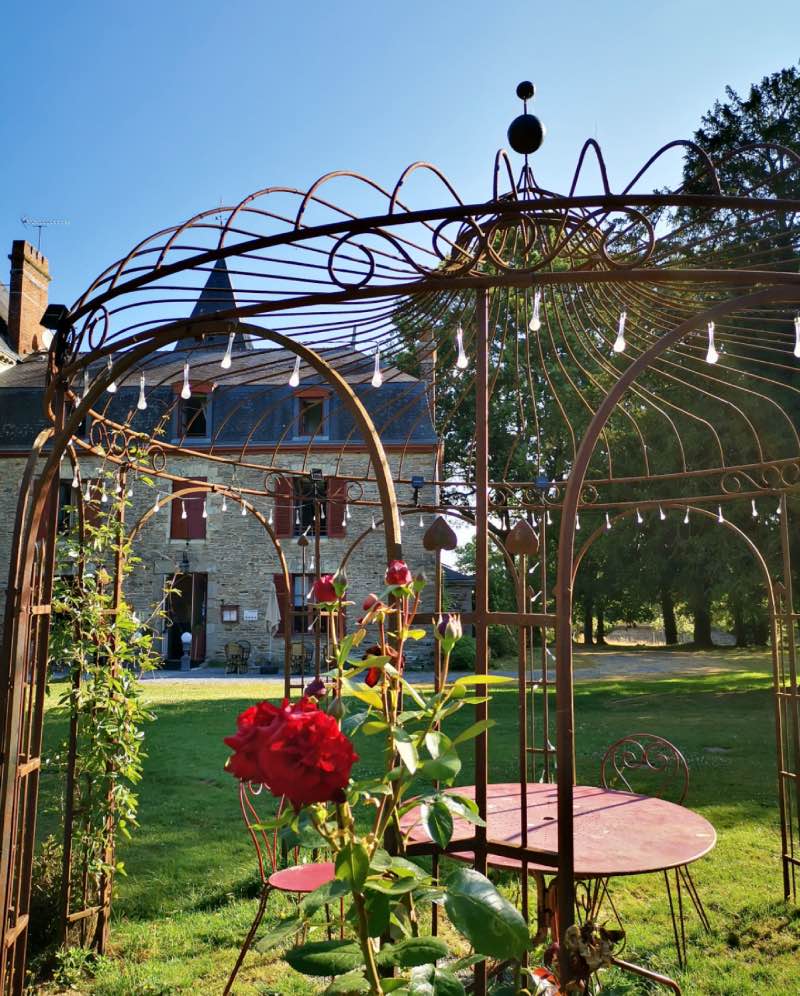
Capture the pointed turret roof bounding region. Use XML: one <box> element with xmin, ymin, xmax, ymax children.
<box><xmin>189</xmin><ymin>257</ymin><xmax>255</xmax><ymax>352</ymax></box>
<box><xmin>191</xmin><ymin>257</ymin><xmax>236</xmax><ymax>318</ymax></box>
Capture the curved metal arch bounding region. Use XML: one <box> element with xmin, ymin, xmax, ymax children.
<box><xmin>48</xmin><ymin>319</ymin><xmax>402</xmax><ymax>562</ymax></box>
<box><xmin>553</xmin><ymin>283</ymin><xmax>800</xmax><ymax>950</ymax></box>
<box><xmin>571</xmin><ymin>503</ymin><xmax>777</xmax><ymax>615</ymax></box>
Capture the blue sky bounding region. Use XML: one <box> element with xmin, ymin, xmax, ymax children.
<box><xmin>2</xmin><ymin>0</ymin><xmax>798</xmax><ymax>307</ymax></box>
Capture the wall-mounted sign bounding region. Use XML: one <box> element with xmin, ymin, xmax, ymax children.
<box><xmin>243</xmin><ymin>608</ymin><xmax>259</xmax><ymax>622</ymax></box>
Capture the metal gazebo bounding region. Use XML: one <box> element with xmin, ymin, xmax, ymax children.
<box><xmin>1</xmin><ymin>87</ymin><xmax>799</xmax><ymax>994</ymax></box>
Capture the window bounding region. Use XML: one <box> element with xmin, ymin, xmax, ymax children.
<box><xmin>221</xmin><ymin>604</ymin><xmax>239</xmax><ymax>624</ymax></box>
<box><xmin>292</xmin><ymin>574</ymin><xmax>311</xmax><ymax>634</ymax></box>
<box><xmin>294</xmin><ymin>391</ymin><xmax>329</xmax><ymax>439</ymax></box>
<box><xmin>170</xmin><ymin>479</ymin><xmax>207</xmax><ymax>540</ymax></box>
<box><xmin>180</xmin><ymin>395</ymin><xmax>209</xmax><ymax>438</ymax></box>
<box><xmin>293</xmin><ymin>478</ymin><xmax>327</xmax><ymax>537</ymax></box>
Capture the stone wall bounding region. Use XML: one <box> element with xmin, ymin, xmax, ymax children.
<box><xmin>0</xmin><ymin>448</ymin><xmax>439</xmax><ymax>669</ymax></box>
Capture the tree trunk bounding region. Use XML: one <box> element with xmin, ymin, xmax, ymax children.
<box><xmin>732</xmin><ymin>600</ymin><xmax>748</xmax><ymax>647</ymax></box>
<box><xmin>583</xmin><ymin>601</ymin><xmax>594</xmax><ymax>646</ymax></box>
<box><xmin>692</xmin><ymin>604</ymin><xmax>713</xmax><ymax>648</ymax></box>
<box><xmin>596</xmin><ymin>605</ymin><xmax>606</xmax><ymax>646</ymax></box>
<box><xmin>661</xmin><ymin>589</ymin><xmax>678</xmax><ymax>645</ymax></box>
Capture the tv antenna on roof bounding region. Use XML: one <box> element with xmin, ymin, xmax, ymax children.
<box><xmin>20</xmin><ymin>216</ymin><xmax>70</xmax><ymax>251</ymax></box>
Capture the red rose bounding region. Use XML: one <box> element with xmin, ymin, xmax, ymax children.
<box><xmin>310</xmin><ymin>574</ymin><xmax>337</xmax><ymax>603</ymax></box>
<box><xmin>385</xmin><ymin>560</ymin><xmax>413</xmax><ymax>587</ymax></box>
<box><xmin>224</xmin><ymin>697</ymin><xmax>358</xmax><ymax>808</ymax></box>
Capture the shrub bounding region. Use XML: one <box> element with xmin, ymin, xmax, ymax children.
<box><xmin>449</xmin><ymin>635</ymin><xmax>477</xmax><ymax>671</ymax></box>
<box><xmin>488</xmin><ymin>625</ymin><xmax>516</xmax><ymax>659</ymax></box>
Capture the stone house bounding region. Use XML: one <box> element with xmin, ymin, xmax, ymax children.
<box><xmin>0</xmin><ymin>243</ymin><xmax>442</xmax><ymax>668</ymax></box>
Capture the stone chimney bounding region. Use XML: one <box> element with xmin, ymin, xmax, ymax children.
<box><xmin>8</xmin><ymin>240</ymin><xmax>51</xmax><ymax>355</ymax></box>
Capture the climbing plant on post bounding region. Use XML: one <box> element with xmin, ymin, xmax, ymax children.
<box><xmin>48</xmin><ymin>467</ymin><xmax>163</xmax><ymax>953</ymax></box>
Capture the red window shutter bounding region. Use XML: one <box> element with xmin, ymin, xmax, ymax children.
<box><xmin>171</xmin><ymin>480</ymin><xmax>207</xmax><ymax>540</ymax></box>
<box><xmin>326</xmin><ymin>477</ymin><xmax>347</xmax><ymax>538</ymax></box>
<box><xmin>273</xmin><ymin>475</ymin><xmax>294</xmax><ymax>538</ymax></box>
<box><xmin>274</xmin><ymin>573</ymin><xmax>289</xmax><ymax>634</ymax></box>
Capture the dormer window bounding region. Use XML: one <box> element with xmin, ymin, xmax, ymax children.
<box><xmin>294</xmin><ymin>388</ymin><xmax>329</xmax><ymax>440</ymax></box>
<box><xmin>182</xmin><ymin>395</ymin><xmax>209</xmax><ymax>438</ymax></box>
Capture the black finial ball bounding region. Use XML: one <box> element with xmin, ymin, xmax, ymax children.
<box><xmin>516</xmin><ymin>80</ymin><xmax>535</xmax><ymax>101</ymax></box>
<box><xmin>507</xmin><ymin>113</ymin><xmax>545</xmax><ymax>155</ymax></box>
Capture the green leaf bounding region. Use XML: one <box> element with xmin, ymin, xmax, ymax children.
<box><xmin>375</xmin><ymin>936</ymin><xmax>449</xmax><ymax>969</ymax></box>
<box><xmin>453</xmin><ymin>675</ymin><xmax>514</xmax><ymax>687</ymax></box>
<box><xmin>406</xmin><ymin>628</ymin><xmax>427</xmax><ymax>640</ymax></box>
<box><xmin>431</xmin><ymin>968</ymin><xmax>466</xmax><ymax>996</ymax></box>
<box><xmin>363</xmin><ymin>889</ymin><xmax>390</xmax><ymax>937</ymax></box>
<box><xmin>364</xmin><ymin>875</ymin><xmax>418</xmax><ymax>896</ymax></box>
<box><xmin>443</xmin><ymin>868</ymin><xmax>529</xmax><ymax>960</ymax></box>
<box><xmin>254</xmin><ymin>914</ymin><xmax>303</xmax><ymax>952</ymax></box>
<box><xmin>452</xmin><ymin>719</ymin><xmax>495</xmax><ymax>746</ymax></box>
<box><xmin>419</xmin><ymin>750</ymin><xmax>461</xmax><ymax>784</ymax></box>
<box><xmin>420</xmin><ymin>798</ymin><xmax>454</xmax><ymax>849</ymax></box>
<box><xmin>335</xmin><ymin>842</ymin><xmax>370</xmax><ymax>893</ymax></box>
<box><xmin>362</xmin><ymin>719</ymin><xmax>389</xmax><ymax>736</ymax></box>
<box><xmin>300</xmin><ymin>878</ymin><xmax>351</xmax><ymax>918</ymax></box>
<box><xmin>324</xmin><ymin>971</ymin><xmax>370</xmax><ymax>995</ymax></box>
<box><xmin>394</xmin><ymin>730</ymin><xmax>419</xmax><ymax>774</ymax></box>
<box><xmin>285</xmin><ymin>940</ymin><xmax>364</xmax><ymax>976</ymax></box>
<box><xmin>424</xmin><ymin>730</ymin><xmax>450</xmax><ymax>759</ymax></box>
<box><xmin>441</xmin><ymin>794</ymin><xmax>486</xmax><ymax>828</ymax></box>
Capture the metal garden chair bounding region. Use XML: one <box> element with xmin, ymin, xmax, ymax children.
<box><xmin>599</xmin><ymin>733</ymin><xmax>711</xmax><ymax>967</ymax></box>
<box><xmin>223</xmin><ymin>782</ymin><xmax>338</xmax><ymax>994</ymax></box>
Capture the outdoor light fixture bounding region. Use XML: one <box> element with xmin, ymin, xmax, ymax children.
<box><xmin>455</xmin><ymin>325</ymin><xmax>468</xmax><ymax>369</ymax></box>
<box><xmin>613</xmin><ymin>310</ymin><xmax>627</xmax><ymax>353</ymax></box>
<box><xmin>371</xmin><ymin>346</ymin><xmax>383</xmax><ymax>388</ymax></box>
<box><xmin>181</xmin><ymin>361</ymin><xmax>192</xmax><ymax>400</ymax></box>
<box><xmin>288</xmin><ymin>355</ymin><xmax>301</xmax><ymax>387</ymax></box>
<box><xmin>137</xmin><ymin>371</ymin><xmax>147</xmax><ymax>410</ymax></box>
<box><xmin>221</xmin><ymin>331</ymin><xmax>235</xmax><ymax>369</ymax></box>
<box><xmin>705</xmin><ymin>321</ymin><xmax>719</xmax><ymax>364</ymax></box>
<box><xmin>529</xmin><ymin>290</ymin><xmax>542</xmax><ymax>332</ymax></box>
<box><xmin>106</xmin><ymin>355</ymin><xmax>117</xmax><ymax>393</ymax></box>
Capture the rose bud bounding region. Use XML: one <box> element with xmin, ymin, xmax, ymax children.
<box><xmin>305</xmin><ymin>675</ymin><xmax>326</xmax><ymax>698</ymax></box>
<box><xmin>385</xmin><ymin>560</ymin><xmax>413</xmax><ymax>587</ymax></box>
<box><xmin>434</xmin><ymin>613</ymin><xmax>463</xmax><ymax>654</ymax></box>
<box><xmin>411</xmin><ymin>569</ymin><xmax>427</xmax><ymax>593</ymax></box>
<box><xmin>364</xmin><ymin>666</ymin><xmax>381</xmax><ymax>688</ymax></box>
<box><xmin>362</xmin><ymin>593</ymin><xmax>381</xmax><ymax>612</ymax></box>
<box><xmin>309</xmin><ymin>574</ymin><xmax>337</xmax><ymax>604</ymax></box>
<box><xmin>332</xmin><ymin>567</ymin><xmax>348</xmax><ymax>598</ymax></box>
<box><xmin>328</xmin><ymin>696</ymin><xmax>346</xmax><ymax>720</ymax></box>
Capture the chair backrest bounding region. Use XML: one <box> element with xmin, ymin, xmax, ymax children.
<box><xmin>225</xmin><ymin>641</ymin><xmax>243</xmax><ymax>661</ymax></box>
<box><xmin>600</xmin><ymin>733</ymin><xmax>689</xmax><ymax>805</ymax></box>
<box><xmin>238</xmin><ymin>781</ymin><xmax>283</xmax><ymax>885</ymax></box>
<box><xmin>238</xmin><ymin>640</ymin><xmax>252</xmax><ymax>661</ymax></box>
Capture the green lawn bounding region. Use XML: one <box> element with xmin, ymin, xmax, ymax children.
<box><xmin>35</xmin><ymin>655</ymin><xmax>800</xmax><ymax>995</ymax></box>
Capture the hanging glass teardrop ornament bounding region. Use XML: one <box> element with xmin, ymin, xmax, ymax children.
<box><xmin>153</xmin><ymin>493</ymin><xmax>160</xmax><ymax>513</ymax></box>
<box><xmin>288</xmin><ymin>355</ymin><xmax>301</xmax><ymax>388</ymax></box>
<box><xmin>221</xmin><ymin>331</ymin><xmax>235</xmax><ymax>369</ymax></box>
<box><xmin>605</xmin><ymin>512</ymin><xmax>612</xmax><ymax>531</ymax></box>
<box><xmin>71</xmin><ymin>469</ymin><xmax>79</xmax><ymax>490</ymax></box>
<box><xmin>455</xmin><ymin>325</ymin><xmax>469</xmax><ymax>370</ymax></box>
<box><xmin>545</xmin><ymin>509</ymin><xmax>553</xmax><ymax>526</ymax></box>
<box><xmin>202</xmin><ymin>500</ymin><xmax>208</xmax><ymax>519</ymax></box>
<box><xmin>106</xmin><ymin>355</ymin><xmax>117</xmax><ymax>393</ymax></box>
<box><xmin>371</xmin><ymin>346</ymin><xmax>383</xmax><ymax>388</ymax></box>
<box><xmin>751</xmin><ymin>499</ymin><xmax>758</xmax><ymax>518</ymax></box>
<box><xmin>371</xmin><ymin>514</ymin><xmax>377</xmax><ymax>530</ymax></box>
<box><xmin>794</xmin><ymin>315</ymin><xmax>800</xmax><ymax>358</ymax></box>
<box><xmin>684</xmin><ymin>507</ymin><xmax>690</xmax><ymax>524</ymax></box>
<box><xmin>181</xmin><ymin>361</ymin><xmax>192</xmax><ymax>400</ymax></box>
<box><xmin>659</xmin><ymin>505</ymin><xmax>666</xmax><ymax>521</ymax></box>
<box><xmin>705</xmin><ymin>321</ymin><xmax>719</xmax><ymax>364</ymax></box>
<box><xmin>636</xmin><ymin>507</ymin><xmax>644</xmax><ymax>525</ymax></box>
<box><xmin>717</xmin><ymin>504</ymin><xmax>724</xmax><ymax>523</ymax></box>
<box><xmin>221</xmin><ymin>494</ymin><xmax>228</xmax><ymax>512</ymax></box>
<box><xmin>612</xmin><ymin>310</ymin><xmax>627</xmax><ymax>353</ymax></box>
<box><xmin>181</xmin><ymin>501</ymin><xmax>187</xmax><ymax>520</ymax></box>
<box><xmin>137</xmin><ymin>371</ymin><xmax>147</xmax><ymax>410</ymax></box>
<box><xmin>241</xmin><ymin>501</ymin><xmax>248</xmax><ymax>516</ymax></box>
<box><xmin>529</xmin><ymin>290</ymin><xmax>542</xmax><ymax>332</ymax></box>
<box><xmin>575</xmin><ymin>513</ymin><xmax>581</xmax><ymax>531</ymax></box>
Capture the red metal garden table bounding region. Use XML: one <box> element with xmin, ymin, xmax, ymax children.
<box><xmin>402</xmin><ymin>783</ymin><xmax>716</xmax><ymax>992</ymax></box>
